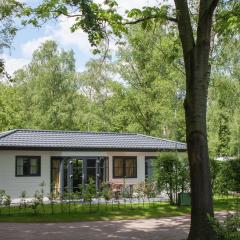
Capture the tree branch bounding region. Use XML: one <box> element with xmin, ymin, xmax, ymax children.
<box><xmin>51</xmin><ymin>10</ymin><xmax>82</xmax><ymax>18</ymax></box>
<box><xmin>202</xmin><ymin>0</ymin><xmax>220</xmax><ymax>16</ymax></box>
<box><xmin>174</xmin><ymin>0</ymin><xmax>195</xmax><ymax>55</ymax></box>
<box><xmin>197</xmin><ymin>0</ymin><xmax>219</xmax><ymax>46</ymax></box>
<box><xmin>123</xmin><ymin>15</ymin><xmax>177</xmax><ymax>25</ymax></box>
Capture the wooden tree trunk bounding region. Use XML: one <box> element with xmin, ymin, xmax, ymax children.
<box><xmin>174</xmin><ymin>1</ymin><xmax>219</xmax><ymax>239</ymax></box>
<box><xmin>185</xmin><ymin>58</ymin><xmax>215</xmax><ymax>240</ymax></box>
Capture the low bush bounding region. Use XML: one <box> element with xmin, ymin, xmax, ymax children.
<box><xmin>211</xmin><ymin>213</ymin><xmax>240</xmax><ymax>240</ymax></box>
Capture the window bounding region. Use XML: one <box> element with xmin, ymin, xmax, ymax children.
<box><xmin>113</xmin><ymin>157</ymin><xmax>137</xmax><ymax>178</ymax></box>
<box><xmin>16</xmin><ymin>156</ymin><xmax>41</xmax><ymax>176</ymax></box>
<box><xmin>145</xmin><ymin>157</ymin><xmax>156</xmax><ymax>179</ymax></box>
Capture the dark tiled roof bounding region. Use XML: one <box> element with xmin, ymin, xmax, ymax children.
<box><xmin>0</xmin><ymin>129</ymin><xmax>186</xmax><ymax>152</ymax></box>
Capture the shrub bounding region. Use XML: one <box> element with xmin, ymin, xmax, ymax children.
<box><xmin>144</xmin><ymin>179</ymin><xmax>157</xmax><ymax>206</ymax></box>
<box><xmin>211</xmin><ymin>213</ymin><xmax>240</xmax><ymax>240</ymax></box>
<box><xmin>29</xmin><ymin>191</ymin><xmax>41</xmax><ymax>214</ymax></box>
<box><xmin>153</xmin><ymin>153</ymin><xmax>190</xmax><ymax>205</ymax></box>
<box><xmin>19</xmin><ymin>191</ymin><xmax>28</xmax><ymax>214</ymax></box>
<box><xmin>212</xmin><ymin>159</ymin><xmax>240</xmax><ymax>195</ymax></box>
<box><xmin>101</xmin><ymin>182</ymin><xmax>112</xmax><ymax>210</ymax></box>
<box><xmin>0</xmin><ymin>189</ymin><xmax>6</xmax><ymax>205</ymax></box>
<box><xmin>83</xmin><ymin>178</ymin><xmax>96</xmax><ymax>212</ymax></box>
<box><xmin>3</xmin><ymin>194</ymin><xmax>11</xmax><ymax>215</ymax></box>
<box><xmin>0</xmin><ymin>189</ymin><xmax>6</xmax><ymax>215</ymax></box>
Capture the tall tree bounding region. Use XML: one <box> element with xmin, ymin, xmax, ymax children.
<box><xmin>17</xmin><ymin>0</ymin><xmax>240</xmax><ymax>239</ymax></box>
<box><xmin>208</xmin><ymin>75</ymin><xmax>240</xmax><ymax>157</ymax></box>
<box><xmin>0</xmin><ymin>82</ymin><xmax>24</xmax><ymax>130</ymax></box>
<box><xmin>117</xmin><ymin>24</ymin><xmax>185</xmax><ymax>138</ymax></box>
<box><xmin>13</xmin><ymin>40</ymin><xmax>80</xmax><ymax>130</ymax></box>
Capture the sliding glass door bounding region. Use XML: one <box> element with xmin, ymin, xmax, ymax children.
<box><xmin>51</xmin><ymin>157</ymin><xmax>109</xmax><ymax>193</ymax></box>
<box><xmin>51</xmin><ymin>159</ymin><xmax>61</xmax><ymax>194</ymax></box>
<box><xmin>72</xmin><ymin>159</ymin><xmax>83</xmax><ymax>192</ymax></box>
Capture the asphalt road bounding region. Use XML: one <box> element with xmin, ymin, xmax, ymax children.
<box><xmin>0</xmin><ymin>212</ymin><xmax>229</xmax><ymax>240</ymax></box>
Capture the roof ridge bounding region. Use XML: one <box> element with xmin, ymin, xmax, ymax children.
<box><xmin>8</xmin><ymin>129</ymin><xmax>137</xmax><ymax>136</ymax></box>
<box><xmin>0</xmin><ymin>129</ymin><xmax>18</xmax><ymax>139</ymax></box>
<box><xmin>137</xmin><ymin>133</ymin><xmax>186</xmax><ymax>145</ymax></box>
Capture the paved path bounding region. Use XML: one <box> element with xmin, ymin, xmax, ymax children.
<box><xmin>0</xmin><ymin>212</ymin><xmax>228</xmax><ymax>240</ymax></box>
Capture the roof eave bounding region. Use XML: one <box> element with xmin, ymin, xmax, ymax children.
<box><xmin>0</xmin><ymin>146</ymin><xmax>187</xmax><ymax>152</ymax></box>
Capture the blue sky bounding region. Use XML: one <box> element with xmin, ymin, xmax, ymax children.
<box><xmin>3</xmin><ymin>0</ymin><xmax>169</xmax><ymax>75</ymax></box>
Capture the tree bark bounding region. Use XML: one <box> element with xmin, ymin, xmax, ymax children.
<box><xmin>174</xmin><ymin>1</ymin><xmax>219</xmax><ymax>239</ymax></box>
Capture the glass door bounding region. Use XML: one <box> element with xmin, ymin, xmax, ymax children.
<box><xmin>86</xmin><ymin>158</ymin><xmax>97</xmax><ymax>183</ymax></box>
<box><xmin>51</xmin><ymin>159</ymin><xmax>61</xmax><ymax>194</ymax></box>
<box><xmin>72</xmin><ymin>159</ymin><xmax>83</xmax><ymax>192</ymax></box>
<box><xmin>51</xmin><ymin>157</ymin><xmax>109</xmax><ymax>194</ymax></box>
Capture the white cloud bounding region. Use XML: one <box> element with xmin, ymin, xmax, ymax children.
<box><xmin>20</xmin><ymin>16</ymin><xmax>92</xmax><ymax>58</ymax></box>
<box><xmin>45</xmin><ymin>17</ymin><xmax>91</xmax><ymax>54</ymax></box>
<box><xmin>2</xmin><ymin>54</ymin><xmax>29</xmax><ymax>75</ymax></box>
<box><xmin>5</xmin><ymin>0</ymin><xmax>175</xmax><ymax>75</ymax></box>
<box><xmin>21</xmin><ymin>36</ymin><xmax>53</xmax><ymax>57</ymax></box>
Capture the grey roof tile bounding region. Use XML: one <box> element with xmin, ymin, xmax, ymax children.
<box><xmin>0</xmin><ymin>129</ymin><xmax>186</xmax><ymax>151</ymax></box>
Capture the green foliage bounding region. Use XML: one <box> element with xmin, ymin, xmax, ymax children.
<box><xmin>0</xmin><ymin>189</ymin><xmax>6</xmax><ymax>205</ymax></box>
<box><xmin>0</xmin><ymin>0</ymin><xmax>23</xmax><ymax>76</ymax></box>
<box><xmin>116</xmin><ymin>24</ymin><xmax>185</xmax><ymax>138</ymax></box>
<box><xmin>21</xmin><ymin>0</ymin><xmax>125</xmax><ymax>47</ymax></box>
<box><xmin>211</xmin><ymin>213</ymin><xmax>240</xmax><ymax>240</ymax></box>
<box><xmin>0</xmin><ymin>197</ymin><xmax>237</xmax><ymax>222</ymax></box>
<box><xmin>3</xmin><ymin>194</ymin><xmax>11</xmax><ymax>215</ymax></box>
<box><xmin>9</xmin><ymin>40</ymin><xmax>86</xmax><ymax>130</ymax></box>
<box><xmin>215</xmin><ymin>1</ymin><xmax>240</xmax><ymax>37</ymax></box>
<box><xmin>1</xmin><ymin>1</ymin><xmax>240</xmax><ymax>158</ymax></box>
<box><xmin>207</xmin><ymin>75</ymin><xmax>240</xmax><ymax>157</ymax></box>
<box><xmin>154</xmin><ymin>153</ymin><xmax>189</xmax><ymax>205</ymax></box>
<box><xmin>29</xmin><ymin>191</ymin><xmax>41</xmax><ymax>214</ymax></box>
<box><xmin>212</xmin><ymin>159</ymin><xmax>240</xmax><ymax>195</ymax></box>
<box><xmin>144</xmin><ymin>179</ymin><xmax>157</xmax><ymax>200</ymax></box>
<box><xmin>19</xmin><ymin>191</ymin><xmax>28</xmax><ymax>213</ymax></box>
<box><xmin>83</xmin><ymin>178</ymin><xmax>96</xmax><ymax>209</ymax></box>
<box><xmin>101</xmin><ymin>182</ymin><xmax>111</xmax><ymax>202</ymax></box>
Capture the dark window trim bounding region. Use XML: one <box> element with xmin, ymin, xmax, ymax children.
<box><xmin>15</xmin><ymin>156</ymin><xmax>41</xmax><ymax>177</ymax></box>
<box><xmin>113</xmin><ymin>156</ymin><xmax>137</xmax><ymax>179</ymax></box>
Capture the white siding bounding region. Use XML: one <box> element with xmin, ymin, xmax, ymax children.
<box><xmin>0</xmin><ymin>151</ymin><xmax>51</xmax><ymax>198</ymax></box>
<box><xmin>0</xmin><ymin>150</ymin><xmax>160</xmax><ymax>198</ymax></box>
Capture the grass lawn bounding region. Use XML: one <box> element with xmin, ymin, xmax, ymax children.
<box><xmin>0</xmin><ymin>197</ymin><xmax>238</xmax><ymax>223</ymax></box>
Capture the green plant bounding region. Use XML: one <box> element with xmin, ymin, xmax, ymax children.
<box><xmin>83</xmin><ymin>178</ymin><xmax>96</xmax><ymax>212</ymax></box>
<box><xmin>144</xmin><ymin>179</ymin><xmax>157</xmax><ymax>206</ymax></box>
<box><xmin>63</xmin><ymin>190</ymin><xmax>72</xmax><ymax>215</ymax></box>
<box><xmin>59</xmin><ymin>192</ymin><xmax>64</xmax><ymax>214</ymax></box>
<box><xmin>3</xmin><ymin>195</ymin><xmax>11</xmax><ymax>216</ymax></box>
<box><xmin>39</xmin><ymin>181</ymin><xmax>46</xmax><ymax>214</ymax></box>
<box><xmin>47</xmin><ymin>192</ymin><xmax>55</xmax><ymax>215</ymax></box>
<box><xmin>29</xmin><ymin>191</ymin><xmax>41</xmax><ymax>214</ymax></box>
<box><xmin>153</xmin><ymin>153</ymin><xmax>189</xmax><ymax>205</ymax></box>
<box><xmin>19</xmin><ymin>191</ymin><xmax>28</xmax><ymax>214</ymax></box>
<box><xmin>134</xmin><ymin>182</ymin><xmax>145</xmax><ymax>209</ymax></box>
<box><xmin>101</xmin><ymin>182</ymin><xmax>111</xmax><ymax>210</ymax></box>
<box><xmin>0</xmin><ymin>189</ymin><xmax>6</xmax><ymax>215</ymax></box>
<box><xmin>213</xmin><ymin>160</ymin><xmax>240</xmax><ymax>196</ymax></box>
<box><xmin>210</xmin><ymin>213</ymin><xmax>240</xmax><ymax>240</ymax></box>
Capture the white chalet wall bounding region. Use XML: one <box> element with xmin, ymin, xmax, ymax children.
<box><xmin>0</xmin><ymin>150</ymin><xmax>161</xmax><ymax>198</ymax></box>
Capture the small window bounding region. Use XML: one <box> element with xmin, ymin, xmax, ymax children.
<box><xmin>145</xmin><ymin>157</ymin><xmax>156</xmax><ymax>179</ymax></box>
<box><xmin>16</xmin><ymin>156</ymin><xmax>41</xmax><ymax>177</ymax></box>
<box><xmin>113</xmin><ymin>156</ymin><xmax>137</xmax><ymax>178</ymax></box>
